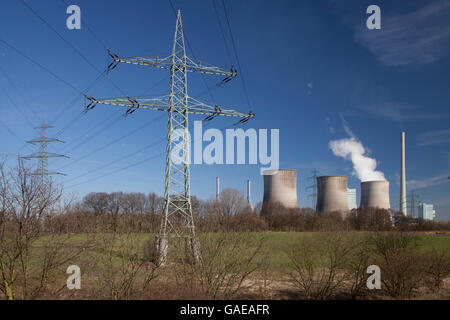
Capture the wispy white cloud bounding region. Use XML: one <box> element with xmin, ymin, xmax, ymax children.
<box><xmin>407</xmin><ymin>174</ymin><xmax>449</xmax><ymax>189</ymax></box>
<box><xmin>339</xmin><ymin>114</ymin><xmax>356</xmax><ymax>139</ymax></box>
<box><xmin>324</xmin><ymin>117</ymin><xmax>335</xmax><ymax>134</ymax></box>
<box><xmin>306</xmin><ymin>82</ymin><xmax>313</xmax><ymax>95</ymax></box>
<box><xmin>358</xmin><ymin>100</ymin><xmax>447</xmax><ymax>122</ymax></box>
<box><xmin>355</xmin><ymin>0</ymin><xmax>450</xmax><ymax>66</ymax></box>
<box><xmin>348</xmin><ymin>82</ymin><xmax>449</xmax><ymax>122</ymax></box>
<box><xmin>418</xmin><ymin>129</ymin><xmax>450</xmax><ymax>146</ymax></box>
<box><xmin>445</xmin><ymin>151</ymin><xmax>450</xmax><ymax>165</ymax></box>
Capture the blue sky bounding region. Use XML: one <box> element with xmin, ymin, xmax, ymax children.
<box><xmin>0</xmin><ymin>0</ymin><xmax>449</xmax><ymax>220</ymax></box>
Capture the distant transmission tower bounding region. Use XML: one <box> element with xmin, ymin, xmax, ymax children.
<box><xmin>86</xmin><ymin>10</ymin><xmax>253</xmax><ymax>265</ymax></box>
<box><xmin>407</xmin><ymin>190</ymin><xmax>420</xmax><ymax>218</ymax></box>
<box><xmin>21</xmin><ymin>120</ymin><xmax>68</xmax><ymax>188</ymax></box>
<box><xmin>306</xmin><ymin>169</ymin><xmax>319</xmax><ymax>210</ymax></box>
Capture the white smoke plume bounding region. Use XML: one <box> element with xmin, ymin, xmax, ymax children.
<box><xmin>329</xmin><ymin>137</ymin><xmax>386</xmax><ymax>182</ymax></box>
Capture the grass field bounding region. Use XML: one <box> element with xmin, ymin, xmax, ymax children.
<box><xmin>38</xmin><ymin>231</ymin><xmax>449</xmax><ymax>273</ymax></box>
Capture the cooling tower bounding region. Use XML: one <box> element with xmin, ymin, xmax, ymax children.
<box><xmin>360</xmin><ymin>180</ymin><xmax>391</xmax><ymax>210</ymax></box>
<box><xmin>262</xmin><ymin>169</ymin><xmax>298</xmax><ymax>209</ymax></box>
<box><xmin>316</xmin><ymin>176</ymin><xmax>349</xmax><ymax>214</ymax></box>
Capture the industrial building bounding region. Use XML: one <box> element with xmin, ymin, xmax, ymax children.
<box><xmin>316</xmin><ymin>176</ymin><xmax>349</xmax><ymax>216</ymax></box>
<box><xmin>262</xmin><ymin>169</ymin><xmax>298</xmax><ymax>210</ymax></box>
<box><xmin>418</xmin><ymin>203</ymin><xmax>436</xmax><ymax>220</ymax></box>
<box><xmin>347</xmin><ymin>188</ymin><xmax>357</xmax><ymax>210</ymax></box>
<box><xmin>360</xmin><ymin>180</ymin><xmax>391</xmax><ymax>210</ymax></box>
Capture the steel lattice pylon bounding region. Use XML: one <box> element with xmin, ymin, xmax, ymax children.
<box><xmin>21</xmin><ymin>120</ymin><xmax>68</xmax><ymax>188</ymax></box>
<box><xmin>307</xmin><ymin>169</ymin><xmax>319</xmax><ymax>211</ymax></box>
<box><xmin>86</xmin><ymin>10</ymin><xmax>253</xmax><ymax>264</ymax></box>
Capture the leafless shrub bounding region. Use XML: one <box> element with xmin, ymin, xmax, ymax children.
<box><xmin>370</xmin><ymin>233</ymin><xmax>426</xmax><ymax>299</ymax></box>
<box><xmin>286</xmin><ymin>233</ymin><xmax>357</xmax><ymax>299</ymax></box>
<box><xmin>345</xmin><ymin>236</ymin><xmax>373</xmax><ymax>299</ymax></box>
<box><xmin>423</xmin><ymin>248</ymin><xmax>450</xmax><ymax>293</ymax></box>
<box><xmin>172</xmin><ymin>233</ymin><xmax>266</xmax><ymax>299</ymax></box>
<box><xmin>93</xmin><ymin>233</ymin><xmax>158</xmax><ymax>300</ymax></box>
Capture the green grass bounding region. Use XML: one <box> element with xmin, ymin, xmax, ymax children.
<box><xmin>30</xmin><ymin>231</ymin><xmax>450</xmax><ymax>274</ymax></box>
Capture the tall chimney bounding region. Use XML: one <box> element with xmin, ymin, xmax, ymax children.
<box><xmin>247</xmin><ymin>179</ymin><xmax>252</xmax><ymax>209</ymax></box>
<box><xmin>400</xmin><ymin>132</ymin><xmax>407</xmax><ymax>216</ymax></box>
<box><xmin>216</xmin><ymin>176</ymin><xmax>220</xmax><ymax>202</ymax></box>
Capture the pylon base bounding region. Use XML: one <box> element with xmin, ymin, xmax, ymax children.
<box><xmin>154</xmin><ymin>235</ymin><xmax>168</xmax><ymax>266</ymax></box>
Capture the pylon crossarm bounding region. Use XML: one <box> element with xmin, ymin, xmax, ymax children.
<box><xmin>26</xmin><ymin>138</ymin><xmax>64</xmax><ymax>144</ymax></box>
<box><xmin>113</xmin><ymin>54</ymin><xmax>172</xmax><ymax>71</ymax></box>
<box><xmin>184</xmin><ymin>56</ymin><xmax>236</xmax><ymax>77</ymax></box>
<box><xmin>21</xmin><ymin>152</ymin><xmax>68</xmax><ymax>159</ymax></box>
<box><xmin>89</xmin><ymin>95</ymin><xmax>253</xmax><ymax>118</ymax></box>
<box><xmin>187</xmin><ymin>96</ymin><xmax>252</xmax><ymax>118</ymax></box>
<box><xmin>28</xmin><ymin>171</ymin><xmax>66</xmax><ymax>176</ymax></box>
<box><xmin>113</xmin><ymin>54</ymin><xmax>236</xmax><ymax>77</ymax></box>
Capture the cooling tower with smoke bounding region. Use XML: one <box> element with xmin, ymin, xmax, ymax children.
<box><xmin>329</xmin><ymin>138</ymin><xmax>385</xmax><ymax>182</ymax></box>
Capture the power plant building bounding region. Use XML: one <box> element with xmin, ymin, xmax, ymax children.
<box><xmin>316</xmin><ymin>176</ymin><xmax>349</xmax><ymax>215</ymax></box>
<box><xmin>419</xmin><ymin>203</ymin><xmax>436</xmax><ymax>221</ymax></box>
<box><xmin>262</xmin><ymin>169</ymin><xmax>298</xmax><ymax>209</ymax></box>
<box><xmin>360</xmin><ymin>180</ymin><xmax>390</xmax><ymax>210</ymax></box>
<box><xmin>347</xmin><ymin>188</ymin><xmax>357</xmax><ymax>210</ymax></box>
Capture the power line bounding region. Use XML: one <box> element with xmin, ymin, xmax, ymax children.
<box><xmin>55</xmin><ymin>113</ymin><xmax>166</xmax><ymax>171</ymax></box>
<box><xmin>62</xmin><ymin>138</ymin><xmax>165</xmax><ymax>185</ymax></box>
<box><xmin>53</xmin><ymin>112</ymin><xmax>124</xmax><ymax>161</ymax></box>
<box><xmin>52</xmin><ymin>74</ymin><xmax>169</xmax><ymax>153</ymax></box>
<box><xmin>0</xmin><ymin>64</ymin><xmax>40</xmax><ymax>121</ymax></box>
<box><xmin>221</xmin><ymin>0</ymin><xmax>252</xmax><ymax>110</ymax></box>
<box><xmin>0</xmin><ymin>81</ymin><xmax>35</xmax><ymax>128</ymax></box>
<box><xmin>50</xmin><ymin>73</ymin><xmax>104</xmax><ymax>127</ymax></box>
<box><xmin>66</xmin><ymin>152</ymin><xmax>162</xmax><ymax>189</ymax></box>
<box><xmin>18</xmin><ymin>0</ymin><xmax>128</xmax><ymax>97</ymax></box>
<box><xmin>0</xmin><ymin>39</ymin><xmax>84</xmax><ymax>95</ymax></box>
<box><xmin>212</xmin><ymin>0</ymin><xmax>233</xmax><ymax>66</ymax></box>
<box><xmin>64</xmin><ymin>119</ymin><xmax>233</xmax><ymax>189</ymax></box>
<box><xmin>0</xmin><ymin>39</ymin><xmax>95</xmax><ymax>153</ymax></box>
<box><xmin>0</xmin><ymin>118</ymin><xmax>26</xmax><ymax>143</ymax></box>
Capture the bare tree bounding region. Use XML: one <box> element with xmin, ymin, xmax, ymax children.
<box><xmin>0</xmin><ymin>160</ymin><xmax>90</xmax><ymax>299</ymax></box>
<box><xmin>217</xmin><ymin>188</ymin><xmax>247</xmax><ymax>217</ymax></box>
<box><xmin>82</xmin><ymin>192</ymin><xmax>109</xmax><ymax>215</ymax></box>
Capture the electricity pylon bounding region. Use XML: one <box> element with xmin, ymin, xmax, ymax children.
<box><xmin>407</xmin><ymin>190</ymin><xmax>420</xmax><ymax>219</ymax></box>
<box><xmin>21</xmin><ymin>120</ymin><xmax>68</xmax><ymax>191</ymax></box>
<box><xmin>306</xmin><ymin>169</ymin><xmax>319</xmax><ymax>211</ymax></box>
<box><xmin>86</xmin><ymin>10</ymin><xmax>254</xmax><ymax>265</ymax></box>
